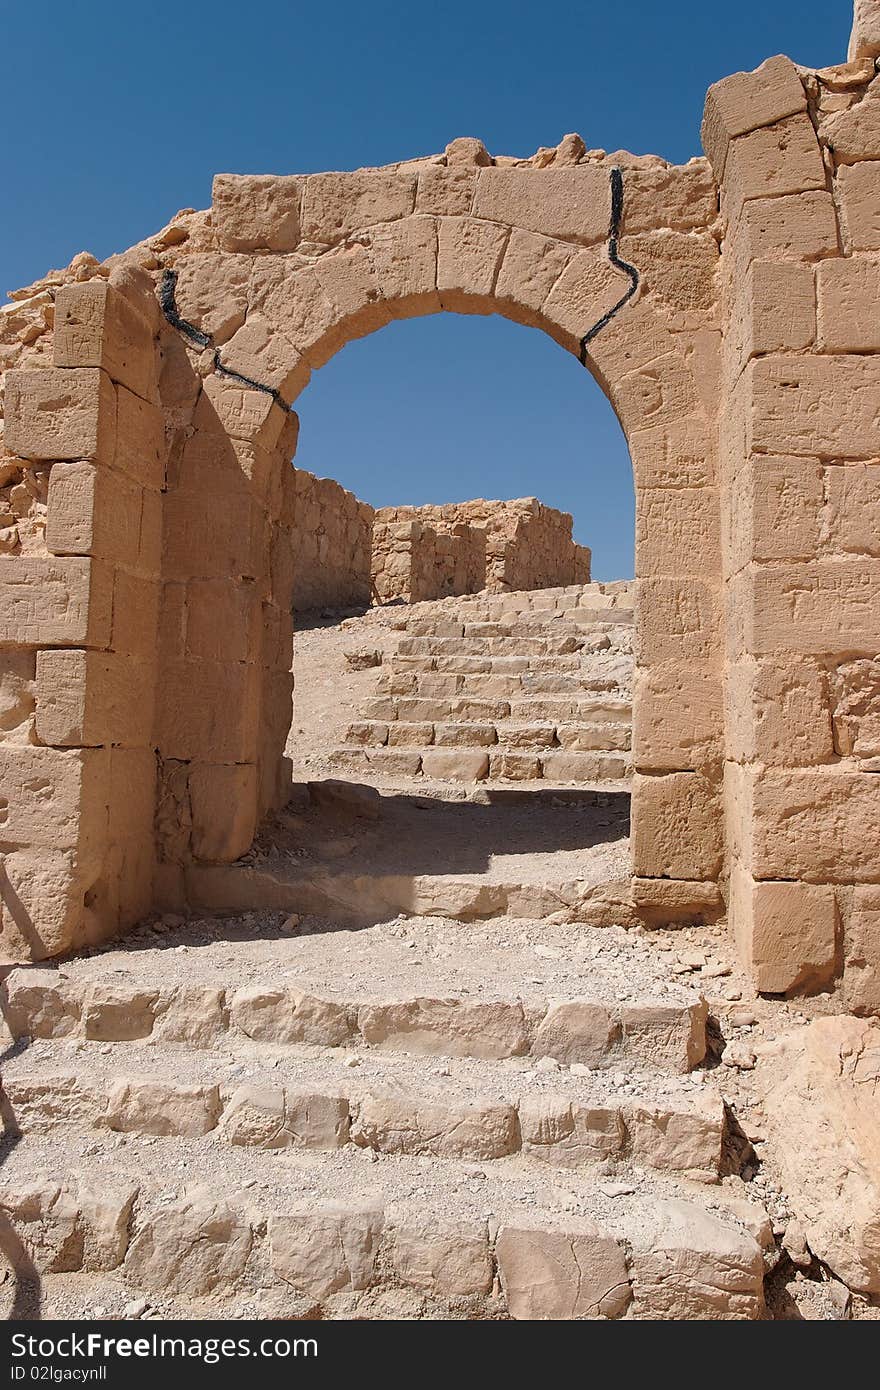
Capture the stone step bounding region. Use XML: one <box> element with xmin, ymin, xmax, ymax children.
<box><xmin>1</xmin><ymin>1042</ymin><xmax>727</xmax><ymax>1182</ymax></box>
<box><xmin>0</xmin><ymin>1137</ymin><xmax>767</xmax><ymax>1319</ymax></box>
<box><xmin>380</xmin><ymin>671</ymin><xmax>628</xmax><ymax>700</ymax></box>
<box><xmin>331</xmin><ymin>745</ymin><xmax>632</xmax><ymax>783</ymax></box>
<box><xmin>364</xmin><ymin>695</ymin><xmax>631</xmax><ymax>725</ymax></box>
<box><xmin>397</xmin><ymin>635</ymin><xmax>587</xmax><ymax>659</ymax></box>
<box><xmin>345</xmin><ymin>721</ymin><xmax>631</xmax><ymax>754</ymax></box>
<box><xmin>1</xmin><ymin>920</ymin><xmax>706</xmax><ymax>1073</ymax></box>
<box><xmin>509</xmin><ymin>696</ymin><xmax>632</xmax><ymax>722</ymax></box>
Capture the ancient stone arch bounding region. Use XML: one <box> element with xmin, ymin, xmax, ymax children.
<box><xmin>1</xmin><ymin>34</ymin><xmax>879</xmax><ymax>1013</ymax></box>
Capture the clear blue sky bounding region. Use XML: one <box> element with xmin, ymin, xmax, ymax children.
<box><xmin>3</xmin><ymin>2</ymin><xmax>851</xmax><ymax>578</ymax></box>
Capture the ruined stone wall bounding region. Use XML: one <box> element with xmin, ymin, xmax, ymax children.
<box><xmin>706</xmin><ymin>46</ymin><xmax>880</xmax><ymax>1009</ymax></box>
<box><xmin>373</xmin><ymin>497</ymin><xmax>589</xmax><ymax>599</ymax></box>
<box><xmin>371</xmin><ymin>517</ymin><xmax>484</xmax><ymax>604</ymax></box>
<box><xmin>292</xmin><ymin>469</ymin><xmax>373</xmax><ymax>612</ymax></box>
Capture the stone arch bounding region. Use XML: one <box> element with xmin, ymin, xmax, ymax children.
<box><xmin>2</xmin><ymin>144</ymin><xmax>726</xmax><ymax>958</ymax></box>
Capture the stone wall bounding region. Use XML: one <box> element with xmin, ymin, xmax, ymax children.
<box><xmin>371</xmin><ymin>517</ymin><xmax>485</xmax><ymax>604</ymax></box>
<box><xmin>292</xmin><ymin>469</ymin><xmax>373</xmax><ymax>612</ymax></box>
<box><xmin>372</xmin><ymin>498</ymin><xmax>590</xmax><ymax>601</ymax></box>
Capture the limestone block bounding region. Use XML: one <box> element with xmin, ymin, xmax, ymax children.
<box><xmin>189</xmin><ymin>763</ymin><xmax>258</xmax><ymax>862</ymax></box>
<box><xmin>357</xmin><ymin>998</ymin><xmax>530</xmax><ymax>1059</ymax></box>
<box><xmin>390</xmin><ymin>1220</ymin><xmax>492</xmax><ymax>1296</ymax></box>
<box><xmin>849</xmin><ymin>0</ymin><xmax>880</xmax><ymax>59</ymax></box>
<box><xmin>162</xmin><ymin>490</ymin><xmax>265</xmax><ymax>582</ymax></box>
<box><xmin>632</xmin><ymin>877</ymin><xmax>723</xmax><ymax>924</ymax></box>
<box><xmin>621</xmin><ymin>1002</ymin><xmax>707</xmax><ymax>1073</ymax></box>
<box><xmin>726</xmin><ymin>455</ymin><xmax>823</xmax><ymax>570</ymax></box>
<box><xmin>701</xmin><ymin>55</ymin><xmax>807</xmax><ymax>176</ymax></box>
<box><xmin>722</xmin><ymin>115</ymin><xmax>825</xmax><ymax>218</ymax></box>
<box><xmin>520</xmin><ymin>1095</ymin><xmax>625</xmax><ymax>1165</ymax></box>
<box><xmin>4</xmin><ymin>367</ymin><xmax>115</xmax><ymax>461</ymax></box>
<box><xmin>726</xmin><ymin>191</ymin><xmax>839</xmax><ymax>277</ymax></box>
<box><xmin>817</xmin><ymin>256</ymin><xmax>880</xmax><ymax>351</ymax></box>
<box><xmin>729</xmin><ymin>260</ymin><xmax>816</xmax><ymax>369</ymax></box>
<box><xmin>496</xmin><ymin>1220</ymin><xmax>631</xmax><ymax>1319</ymax></box>
<box><xmin>185</xmin><ymin>578</ymin><xmax>261</xmax><ymax>664</ymax></box>
<box><xmin>152</xmin><ymin>985</ymin><xmax>228</xmax><ymax>1046</ymax></box>
<box><xmin>635</xmin><ymin>486</ymin><xmax>720</xmax><ymax>577</ymax></box>
<box><xmin>629</xmin><ymin>1198</ymin><xmax>765</xmax><ymax>1318</ymax></box>
<box><xmin>125</xmin><ymin>1192</ymin><xmax>253</xmax><ymax>1296</ymax></box>
<box><xmin>542</xmin><ymin>248</ymin><xmax>628</xmax><ymax>349</ymax></box>
<box><xmin>437</xmin><ymin>216</ymin><xmax>510</xmax><ymax>313</ymax></box>
<box><xmin>350</xmin><ymin>1092</ymin><xmax>517</xmax><ymax>1159</ymax></box>
<box><xmin>743</xmin><ymin>560</ymin><xmax>880</xmax><ymax>656</ymax></box>
<box><xmin>432</xmin><ymin>722</ymin><xmax>495</xmax><ymax>747</ymax></box>
<box><xmin>172</xmin><ymin>252</ymin><xmax>252</xmax><ymax>344</ymax></box>
<box><xmin>628</xmin><ymin>417</ymin><xmax>717</xmax><ymax>491</ymax></box>
<box><xmin>0</xmin><ymin>744</ymin><xmax>109</xmax><ymax>855</ymax></box>
<box><xmin>838</xmin><ymin>162</ymin><xmax>880</xmax><ymax>249</ymax></box>
<box><xmin>844</xmin><ymin>886</ymin><xmax>880</xmax><ymax>1015</ymax></box>
<box><xmin>494</xmin><ymin>229</ymin><xmax>573</xmax><ymax>324</ymax></box>
<box><xmin>365</xmin><ymin>216</ymin><xmax>439</xmax><ymax>318</ymax></box>
<box><xmin>420</xmin><ymin>748</ymin><xmax>489</xmax><ymax>780</ymax></box>
<box><xmin>747</xmin><ymin>353</ymin><xmax>880</xmax><ymax>458</ymax></box>
<box><xmin>631</xmin><ymin>771</ymin><xmax>723</xmax><ymax>879</ymax></box>
<box><xmin>0</xmin><ymin>968</ymin><xmax>81</xmax><ymax>1038</ymax></box>
<box><xmin>736</xmin><ymin>876</ymin><xmax>838</xmax><ymax>993</ymax></box>
<box><xmin>0</xmin><ymin>1178</ymin><xmax>137</xmax><ymax>1275</ymax></box>
<box><xmin>111</xmin><ymin>571</ymin><xmax>159</xmax><ymax>657</ymax></box>
<box><xmin>625</xmin><ymin>1091</ymin><xmax>724</xmax><ymax>1180</ymax></box>
<box><xmin>35</xmin><ymin>648</ymin><xmax>152</xmax><ymax>747</ymax></box>
<box><xmin>830</xmin><ymin>656</ymin><xmax>880</xmax><ymax>756</ymax></box>
<box><xmin>759</xmin><ymin>1015</ymin><xmax>880</xmax><ymax>1292</ymax></box>
<box><xmin>269</xmin><ymin>1203</ymin><xmax>384</xmax><ymax>1297</ymax></box>
<box><xmin>46</xmin><ymin>461</ymin><xmax>141</xmax><ymax>563</ymax></box>
<box><xmin>220</xmin><ymin>314</ymin><xmax>309</xmax><ymax>400</ymax></box>
<box><xmin>82</xmin><ymin>983</ymin><xmax>158</xmax><ymax>1040</ymax></box>
<box><xmin>632</xmin><ymin>662</ymin><xmax>723</xmax><ymax>771</ymax></box>
<box><xmin>113</xmin><ymin>385</ymin><xmax>165</xmax><ymax>490</ymax></box>
<box><xmin>314</xmin><ymin>243</ymin><xmax>391</xmax><ymax>333</ymax></box>
<box><xmin>416</xmin><ymin>163</ymin><xmax>476</xmax><ymax>216</ymax></box>
<box><xmin>229</xmin><ymin>986</ymin><xmax>354</xmax><ymax>1046</ymax></box>
<box><xmin>197</xmin><ymin>372</ymin><xmax>288</xmax><ymax>448</ymax></box>
<box><xmin>823</xmin><ymin>86</ymin><xmax>880</xmax><ymax>162</ymax></box>
<box><xmin>301</xmin><ymin>169</ymin><xmax>416</xmax><ymax>243</ymax></box>
<box><xmin>635</xmin><ymin>577</ymin><xmax>718</xmax><ymax>665</ymax></box>
<box><xmin>724</xmin><ymin>659</ymin><xmax>834</xmax><ymax>766</ymax></box>
<box><xmin>53</xmin><ymin>281</ymin><xmax>157</xmax><ymax>401</ymax></box>
<box><xmin>472</xmin><ymin>166</ymin><xmax>610</xmax><ymax>244</ymax></box>
<box><xmin>156</xmin><ymin>659</ymin><xmax>260</xmax><ymax>763</ymax></box>
<box><xmin>613</xmin><ymin>352</ymin><xmax>698</xmax><ymax>434</ymax></box>
<box><xmin>531</xmin><ymin>1000</ymin><xmax>617</xmax><ymax>1066</ymax></box>
<box><xmin>0</xmin><ymin>850</ymin><xmax>91</xmax><ymax>962</ymax></box>
<box><xmin>620</xmin><ymin>229</ymin><xmax>719</xmax><ymax>314</ymax></box>
<box><xmin>103</xmin><ymin>1078</ymin><xmax>222</xmax><ymax>1137</ymax></box>
<box><xmin>212</xmin><ymin>174</ymin><xmax>302</xmax><ymax>252</ymax></box>
<box><xmin>386</xmin><ymin>720</ymin><xmax>433</xmax><ymax>746</ymax></box>
<box><xmin>824</xmin><ymin>461</ymin><xmax>880</xmax><ymax>560</ymax></box>
<box><xmin>749</xmin><ymin>768</ymin><xmax>880</xmax><ymax>881</ymax></box>
<box><xmin>283</xmin><ymin>1090</ymin><xmax>350</xmax><ymax>1149</ymax></box>
<box><xmin>490</xmin><ymin>751</ymin><xmax>542</xmax><ymax>780</ymax></box>
<box><xmin>218</xmin><ymin>1083</ymin><xmax>288</xmax><ymax>1148</ymax></box>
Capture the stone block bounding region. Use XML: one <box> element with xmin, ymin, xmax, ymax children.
<box><xmin>4</xmin><ymin>367</ymin><xmax>115</xmax><ymax>461</ymax></box>
<box><xmin>350</xmin><ymin>1092</ymin><xmax>517</xmax><ymax>1159</ymax></box>
<box><xmin>636</xmin><ymin>577</ymin><xmax>718</xmax><ymax>665</ymax></box>
<box><xmin>725</xmin><ymin>658</ymin><xmax>834</xmax><ymax>766</ymax></box>
<box><xmin>367</xmin><ymin>215</ymin><xmax>440</xmax><ymax>317</ymax></box>
<box><xmin>629</xmin><ymin>1198</ymin><xmax>765</xmax><ymax>1319</ymax></box>
<box><xmin>269</xmin><ymin>1203</ymin><xmax>383</xmax><ymax>1297</ymax></box>
<box><xmin>701</xmin><ymin>55</ymin><xmax>807</xmax><ymax>176</ymax></box>
<box><xmin>189</xmin><ymin>763</ymin><xmax>259</xmax><ymax>862</ymax></box>
<box><xmin>301</xmin><ymin>169</ymin><xmax>416</xmax><ymax>243</ymax></box>
<box><xmin>496</xmin><ymin>1220</ymin><xmax>631</xmax><ymax>1319</ymax></box>
<box><xmin>0</xmin><ymin>556</ymin><xmax>112</xmax><ymax>647</ymax></box>
<box><xmin>817</xmin><ymin>256</ymin><xmax>880</xmax><ymax>351</ymax></box>
<box><xmin>420</xmin><ymin>748</ymin><xmax>489</xmax><ymax>780</ymax></box>
<box><xmin>103</xmin><ymin>1078</ymin><xmax>222</xmax><ymax>1137</ymax></box>
<box><xmin>53</xmin><ymin>280</ymin><xmax>157</xmax><ymax>401</ymax></box>
<box><xmin>437</xmin><ymin>215</ymin><xmax>510</xmax><ymax>313</ymax></box>
<box><xmin>494</xmin><ymin>229</ymin><xmax>573</xmax><ymax>322</ymax></box>
<box><xmin>532</xmin><ymin>1001</ymin><xmax>617</xmax><ymax>1066</ymax></box>
<box><xmin>212</xmin><ymin>173</ymin><xmax>303</xmax><ymax>252</ymax></box>
<box><xmin>631</xmin><ymin>771</ymin><xmax>723</xmax><ymax>879</ymax></box>
<box><xmin>838</xmin><ymin>162</ymin><xmax>880</xmax><ymax>250</ymax></box>
<box><xmin>743</xmin><ymin>561</ymin><xmax>880</xmax><ymax>656</ymax></box>
<box><xmin>45</xmin><ymin>461</ymin><xmax>144</xmax><ymax>564</ymax></box>
<box><xmin>734</xmin><ymin>874</ymin><xmax>838</xmax><ymax>993</ymax></box>
<box><xmin>746</xmin><ymin>354</ymin><xmax>880</xmax><ymax>459</ymax></box>
<box><xmin>632</xmin><ymin>662</ymin><xmax>723</xmax><ymax>771</ymax></box>
<box><xmin>391</xmin><ymin>1220</ymin><xmax>492</xmax><ymax>1296</ymax></box>
<box><xmin>722</xmin><ymin>114</ymin><xmax>825</xmax><ymax>218</ymax></box>
<box><xmin>823</xmin><ymin>86</ymin><xmax>880</xmax><ymax>162</ymax></box>
<box><xmin>34</xmin><ymin>648</ymin><xmax>153</xmax><ymax>747</ymax></box>
<box><xmin>635</xmin><ymin>487</ymin><xmax>720</xmax><ymax>576</ymax></box>
<box><xmin>125</xmin><ymin>1193</ymin><xmax>252</xmax><ymax>1296</ymax></box>
<box><xmin>473</xmin><ymin>165</ymin><xmax>610</xmax><ymax>243</ymax></box>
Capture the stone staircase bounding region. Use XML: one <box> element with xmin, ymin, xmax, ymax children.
<box><xmin>330</xmin><ymin>582</ymin><xmax>633</xmax><ymax>785</ymax></box>
<box><xmin>0</xmin><ymin>913</ymin><xmax>779</xmax><ymax>1320</ymax></box>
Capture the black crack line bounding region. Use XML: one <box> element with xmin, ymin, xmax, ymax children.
<box><xmin>579</xmin><ymin>166</ymin><xmax>640</xmax><ymax>366</ymax></box>
<box><xmin>158</xmin><ymin>269</ymin><xmax>291</xmax><ymax>410</ymax></box>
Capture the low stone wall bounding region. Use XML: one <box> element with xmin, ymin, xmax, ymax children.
<box><xmin>371</xmin><ymin>518</ymin><xmax>484</xmax><ymax>604</ymax></box>
<box><xmin>372</xmin><ymin>498</ymin><xmax>589</xmax><ymax>602</ymax></box>
<box><xmin>292</xmin><ymin>469</ymin><xmax>374</xmax><ymax>612</ymax></box>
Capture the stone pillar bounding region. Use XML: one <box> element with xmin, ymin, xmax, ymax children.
<box><xmin>706</xmin><ymin>52</ymin><xmax>880</xmax><ymax>997</ymax></box>
<box><xmin>2</xmin><ymin>279</ymin><xmax>163</xmax><ymax>956</ymax></box>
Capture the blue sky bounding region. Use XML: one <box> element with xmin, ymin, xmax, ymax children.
<box><xmin>3</xmin><ymin>1</ymin><xmax>851</xmax><ymax>578</ymax></box>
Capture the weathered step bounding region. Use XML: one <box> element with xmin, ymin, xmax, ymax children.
<box><xmin>1</xmin><ymin>920</ymin><xmax>706</xmax><ymax>1072</ymax></box>
<box><xmin>2</xmin><ymin>1041</ymin><xmax>727</xmax><ymax>1181</ymax></box>
<box><xmin>509</xmin><ymin>696</ymin><xmax>632</xmax><ymax>722</ymax></box>
<box><xmin>330</xmin><ymin>745</ymin><xmax>631</xmax><ymax>783</ymax></box>
<box><xmin>344</xmin><ymin>720</ymin><xmax>631</xmax><ymax>754</ymax></box>
<box><xmin>0</xmin><ymin>1139</ymin><xmax>767</xmax><ymax>1319</ymax></box>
